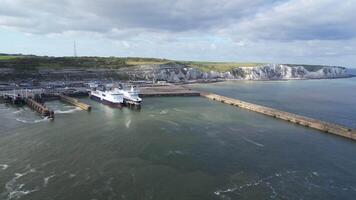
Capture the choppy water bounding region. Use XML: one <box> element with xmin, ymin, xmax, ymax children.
<box><xmin>1</xmin><ymin>79</ymin><xmax>356</xmax><ymax>200</ymax></box>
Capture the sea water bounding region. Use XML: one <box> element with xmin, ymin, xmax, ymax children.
<box><xmin>0</xmin><ymin>78</ymin><xmax>356</xmax><ymax>200</ymax></box>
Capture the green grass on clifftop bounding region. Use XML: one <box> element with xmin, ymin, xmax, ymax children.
<box><xmin>0</xmin><ymin>55</ymin><xmax>22</xmax><ymax>60</ymax></box>
<box><xmin>0</xmin><ymin>54</ymin><xmax>332</xmax><ymax>72</ymax></box>
<box><xmin>180</xmin><ymin>61</ymin><xmax>263</xmax><ymax>72</ymax></box>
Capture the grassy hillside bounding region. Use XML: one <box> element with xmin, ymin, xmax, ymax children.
<box><xmin>0</xmin><ymin>54</ymin><xmax>332</xmax><ymax>72</ymax></box>
<box><xmin>0</xmin><ymin>55</ymin><xmax>23</xmax><ymax>60</ymax></box>
<box><xmin>180</xmin><ymin>61</ymin><xmax>262</xmax><ymax>72</ymax></box>
<box><xmin>0</xmin><ymin>55</ymin><xmax>169</xmax><ymax>70</ymax></box>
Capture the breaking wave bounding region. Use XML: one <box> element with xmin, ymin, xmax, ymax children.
<box><xmin>43</xmin><ymin>175</ymin><xmax>56</xmax><ymax>187</ymax></box>
<box><xmin>125</xmin><ymin>119</ymin><xmax>131</xmax><ymax>128</ymax></box>
<box><xmin>12</xmin><ymin>110</ymin><xmax>23</xmax><ymax>114</ymax></box>
<box><xmin>54</xmin><ymin>107</ymin><xmax>81</xmax><ymax>114</ymax></box>
<box><xmin>239</xmin><ymin>136</ymin><xmax>264</xmax><ymax>147</ymax></box>
<box><xmin>214</xmin><ymin>170</ymin><xmax>356</xmax><ymax>199</ymax></box>
<box><xmin>16</xmin><ymin>117</ymin><xmax>50</xmax><ymax>124</ymax></box>
<box><xmin>0</xmin><ymin>164</ymin><xmax>9</xmax><ymax>170</ymax></box>
<box><xmin>5</xmin><ymin>168</ymin><xmax>38</xmax><ymax>200</ymax></box>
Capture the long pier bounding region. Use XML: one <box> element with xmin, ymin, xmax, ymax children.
<box><xmin>59</xmin><ymin>94</ymin><xmax>91</xmax><ymax>111</ymax></box>
<box><xmin>139</xmin><ymin>85</ymin><xmax>200</xmax><ymax>97</ymax></box>
<box><xmin>200</xmin><ymin>92</ymin><xmax>356</xmax><ymax>141</ymax></box>
<box><xmin>24</xmin><ymin>97</ymin><xmax>54</xmax><ymax>119</ymax></box>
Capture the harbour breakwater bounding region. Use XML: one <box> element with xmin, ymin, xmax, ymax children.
<box><xmin>200</xmin><ymin>92</ymin><xmax>356</xmax><ymax>141</ymax></box>
<box><xmin>1</xmin><ymin>84</ymin><xmax>355</xmax><ymax>141</ymax></box>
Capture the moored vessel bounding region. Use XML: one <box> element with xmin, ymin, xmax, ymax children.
<box><xmin>89</xmin><ymin>86</ymin><xmax>124</xmax><ymax>108</ymax></box>
<box><xmin>118</xmin><ymin>86</ymin><xmax>142</xmax><ymax>106</ymax></box>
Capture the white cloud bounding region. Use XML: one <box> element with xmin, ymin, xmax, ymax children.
<box><xmin>1</xmin><ymin>0</ymin><xmax>356</xmax><ymax>66</ymax></box>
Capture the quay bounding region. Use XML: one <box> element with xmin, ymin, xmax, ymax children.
<box><xmin>1</xmin><ymin>85</ymin><xmax>355</xmax><ymax>141</ymax></box>
<box><xmin>59</xmin><ymin>94</ymin><xmax>91</xmax><ymax>111</ymax></box>
<box><xmin>24</xmin><ymin>97</ymin><xmax>54</xmax><ymax>119</ymax></box>
<box><xmin>139</xmin><ymin>85</ymin><xmax>200</xmax><ymax>97</ymax></box>
<box><xmin>200</xmin><ymin>92</ymin><xmax>356</xmax><ymax>141</ymax></box>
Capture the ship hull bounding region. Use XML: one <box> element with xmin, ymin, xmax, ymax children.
<box><xmin>90</xmin><ymin>94</ymin><xmax>123</xmax><ymax>108</ymax></box>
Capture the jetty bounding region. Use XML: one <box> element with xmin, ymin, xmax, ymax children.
<box><xmin>1</xmin><ymin>85</ymin><xmax>355</xmax><ymax>141</ymax></box>
<box><xmin>0</xmin><ymin>90</ymin><xmax>91</xmax><ymax>119</ymax></box>
<box><xmin>1</xmin><ymin>92</ymin><xmax>54</xmax><ymax>119</ymax></box>
<box><xmin>24</xmin><ymin>97</ymin><xmax>54</xmax><ymax>119</ymax></box>
<box><xmin>200</xmin><ymin>92</ymin><xmax>356</xmax><ymax>141</ymax></box>
<box><xmin>139</xmin><ymin>85</ymin><xmax>200</xmax><ymax>97</ymax></box>
<box><xmin>59</xmin><ymin>94</ymin><xmax>91</xmax><ymax>111</ymax></box>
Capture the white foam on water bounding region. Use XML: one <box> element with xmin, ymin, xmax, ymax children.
<box><xmin>12</xmin><ymin>110</ymin><xmax>23</xmax><ymax>114</ymax></box>
<box><xmin>173</xmin><ymin>108</ymin><xmax>186</xmax><ymax>112</ymax></box>
<box><xmin>240</xmin><ymin>136</ymin><xmax>264</xmax><ymax>147</ymax></box>
<box><xmin>166</xmin><ymin>150</ymin><xmax>184</xmax><ymax>156</ymax></box>
<box><xmin>69</xmin><ymin>173</ymin><xmax>76</xmax><ymax>178</ymax></box>
<box><xmin>54</xmin><ymin>107</ymin><xmax>81</xmax><ymax>114</ymax></box>
<box><xmin>159</xmin><ymin>110</ymin><xmax>168</xmax><ymax>115</ymax></box>
<box><xmin>155</xmin><ymin>118</ymin><xmax>180</xmax><ymax>127</ymax></box>
<box><xmin>64</xmin><ymin>105</ymin><xmax>76</xmax><ymax>108</ymax></box>
<box><xmin>125</xmin><ymin>119</ymin><xmax>131</xmax><ymax>128</ymax></box>
<box><xmin>16</xmin><ymin>117</ymin><xmax>50</xmax><ymax>124</ymax></box>
<box><xmin>43</xmin><ymin>175</ymin><xmax>56</xmax><ymax>187</ymax></box>
<box><xmin>41</xmin><ymin>159</ymin><xmax>58</xmax><ymax>167</ymax></box>
<box><xmin>214</xmin><ymin>170</ymin><xmax>297</xmax><ymax>197</ymax></box>
<box><xmin>0</xmin><ymin>164</ymin><xmax>9</xmax><ymax>170</ymax></box>
<box><xmin>5</xmin><ymin>168</ymin><xmax>38</xmax><ymax>200</ymax></box>
<box><xmin>312</xmin><ymin>172</ymin><xmax>319</xmax><ymax>177</ymax></box>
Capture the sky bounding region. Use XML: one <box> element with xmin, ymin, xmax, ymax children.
<box><xmin>0</xmin><ymin>0</ymin><xmax>356</xmax><ymax>67</ymax></box>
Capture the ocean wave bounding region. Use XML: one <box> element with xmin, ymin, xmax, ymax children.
<box><xmin>214</xmin><ymin>170</ymin><xmax>297</xmax><ymax>198</ymax></box>
<box><xmin>5</xmin><ymin>168</ymin><xmax>38</xmax><ymax>200</ymax></box>
<box><xmin>159</xmin><ymin>110</ymin><xmax>168</xmax><ymax>115</ymax></box>
<box><xmin>0</xmin><ymin>164</ymin><xmax>9</xmax><ymax>170</ymax></box>
<box><xmin>125</xmin><ymin>119</ymin><xmax>131</xmax><ymax>128</ymax></box>
<box><xmin>12</xmin><ymin>110</ymin><xmax>23</xmax><ymax>114</ymax></box>
<box><xmin>41</xmin><ymin>159</ymin><xmax>58</xmax><ymax>167</ymax></box>
<box><xmin>43</xmin><ymin>175</ymin><xmax>56</xmax><ymax>187</ymax></box>
<box><xmin>54</xmin><ymin>107</ymin><xmax>81</xmax><ymax>114</ymax></box>
<box><xmin>166</xmin><ymin>150</ymin><xmax>184</xmax><ymax>156</ymax></box>
<box><xmin>214</xmin><ymin>170</ymin><xmax>356</xmax><ymax>198</ymax></box>
<box><xmin>16</xmin><ymin>117</ymin><xmax>50</xmax><ymax>124</ymax></box>
<box><xmin>64</xmin><ymin>105</ymin><xmax>76</xmax><ymax>108</ymax></box>
<box><xmin>239</xmin><ymin>136</ymin><xmax>264</xmax><ymax>147</ymax></box>
<box><xmin>173</xmin><ymin>108</ymin><xmax>187</xmax><ymax>112</ymax></box>
<box><xmin>155</xmin><ymin>118</ymin><xmax>180</xmax><ymax>127</ymax></box>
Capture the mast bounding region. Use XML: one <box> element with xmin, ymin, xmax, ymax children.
<box><xmin>74</xmin><ymin>40</ymin><xmax>77</xmax><ymax>57</ymax></box>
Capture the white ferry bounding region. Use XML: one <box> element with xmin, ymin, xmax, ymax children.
<box><xmin>89</xmin><ymin>87</ymin><xmax>124</xmax><ymax>107</ymax></box>
<box><xmin>118</xmin><ymin>86</ymin><xmax>142</xmax><ymax>105</ymax></box>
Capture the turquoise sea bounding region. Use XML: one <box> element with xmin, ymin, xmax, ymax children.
<box><xmin>0</xmin><ymin>77</ymin><xmax>356</xmax><ymax>200</ymax></box>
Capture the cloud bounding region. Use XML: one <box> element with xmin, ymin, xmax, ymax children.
<box><xmin>0</xmin><ymin>0</ymin><xmax>277</xmax><ymax>36</ymax></box>
<box><xmin>1</xmin><ymin>0</ymin><xmax>355</xmax><ymax>42</ymax></box>
<box><xmin>232</xmin><ymin>0</ymin><xmax>356</xmax><ymax>41</ymax></box>
<box><xmin>1</xmin><ymin>0</ymin><xmax>356</xmax><ymax>66</ymax></box>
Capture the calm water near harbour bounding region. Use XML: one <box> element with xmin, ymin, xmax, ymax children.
<box><xmin>1</xmin><ymin>78</ymin><xmax>356</xmax><ymax>200</ymax></box>
<box><xmin>191</xmin><ymin>77</ymin><xmax>356</xmax><ymax>129</ymax></box>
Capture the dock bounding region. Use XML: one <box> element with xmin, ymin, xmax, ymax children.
<box><xmin>200</xmin><ymin>92</ymin><xmax>356</xmax><ymax>141</ymax></box>
<box><xmin>139</xmin><ymin>85</ymin><xmax>200</xmax><ymax>97</ymax></box>
<box><xmin>24</xmin><ymin>97</ymin><xmax>54</xmax><ymax>119</ymax></box>
<box><xmin>59</xmin><ymin>94</ymin><xmax>91</xmax><ymax>111</ymax></box>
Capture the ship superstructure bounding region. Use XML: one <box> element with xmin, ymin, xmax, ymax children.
<box><xmin>89</xmin><ymin>85</ymin><xmax>123</xmax><ymax>107</ymax></box>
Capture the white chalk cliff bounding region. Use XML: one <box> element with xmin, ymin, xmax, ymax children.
<box><xmin>143</xmin><ymin>63</ymin><xmax>350</xmax><ymax>82</ymax></box>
